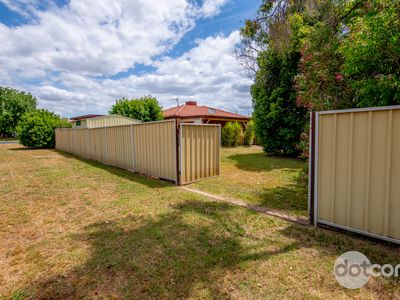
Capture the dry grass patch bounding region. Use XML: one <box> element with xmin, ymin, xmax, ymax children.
<box><xmin>190</xmin><ymin>146</ymin><xmax>308</xmax><ymax>216</ymax></box>
<box><xmin>1</xmin><ymin>144</ymin><xmax>399</xmax><ymax>299</ymax></box>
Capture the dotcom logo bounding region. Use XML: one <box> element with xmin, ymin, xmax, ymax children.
<box><xmin>334</xmin><ymin>251</ymin><xmax>371</xmax><ymax>289</ymax></box>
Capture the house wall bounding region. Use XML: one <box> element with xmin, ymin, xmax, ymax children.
<box><xmin>87</xmin><ymin>115</ymin><xmax>141</xmax><ymax>128</ymax></box>
<box><xmin>71</xmin><ymin>119</ymin><xmax>87</xmax><ymax>128</ymax></box>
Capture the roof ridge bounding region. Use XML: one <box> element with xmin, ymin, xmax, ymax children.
<box><xmin>174</xmin><ymin>104</ymin><xmax>186</xmax><ymax>117</ymax></box>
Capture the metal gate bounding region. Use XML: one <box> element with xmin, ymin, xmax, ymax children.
<box><xmin>309</xmin><ymin>105</ymin><xmax>400</xmax><ymax>244</ymax></box>
<box><xmin>179</xmin><ymin>124</ymin><xmax>220</xmax><ymax>185</ymax></box>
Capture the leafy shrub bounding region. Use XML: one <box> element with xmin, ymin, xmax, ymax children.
<box><xmin>232</xmin><ymin>122</ymin><xmax>243</xmax><ymax>147</ymax></box>
<box><xmin>222</xmin><ymin>122</ymin><xmax>234</xmax><ymax>147</ymax></box>
<box><xmin>243</xmin><ymin>120</ymin><xmax>254</xmax><ymax>146</ymax></box>
<box><xmin>110</xmin><ymin>95</ymin><xmax>163</xmax><ymax>122</ymax></box>
<box><xmin>222</xmin><ymin>122</ymin><xmax>243</xmax><ymax>147</ymax></box>
<box><xmin>17</xmin><ymin>109</ymin><xmax>71</xmax><ymax>148</ymax></box>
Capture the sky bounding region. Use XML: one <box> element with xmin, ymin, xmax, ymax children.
<box><xmin>0</xmin><ymin>0</ymin><xmax>260</xmax><ymax>118</ymax></box>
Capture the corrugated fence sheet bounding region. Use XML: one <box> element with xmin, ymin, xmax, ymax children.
<box><xmin>56</xmin><ymin>120</ymin><xmax>221</xmax><ymax>185</ymax></box>
<box><xmin>180</xmin><ymin>124</ymin><xmax>220</xmax><ymax>184</ymax></box>
<box><xmin>56</xmin><ymin>120</ymin><xmax>177</xmax><ymax>183</ymax></box>
<box><xmin>315</xmin><ymin>106</ymin><xmax>400</xmax><ymax>243</ymax></box>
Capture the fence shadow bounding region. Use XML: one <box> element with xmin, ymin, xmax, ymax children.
<box><xmin>57</xmin><ymin>151</ymin><xmax>173</xmax><ymax>189</ymax></box>
<box><xmin>21</xmin><ymin>200</ymin><xmax>297</xmax><ymax>299</ymax></box>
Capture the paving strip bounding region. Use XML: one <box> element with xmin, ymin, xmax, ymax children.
<box><xmin>181</xmin><ymin>186</ymin><xmax>309</xmax><ymax>226</ymax></box>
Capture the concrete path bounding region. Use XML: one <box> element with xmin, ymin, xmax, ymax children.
<box><xmin>181</xmin><ymin>186</ymin><xmax>309</xmax><ymax>226</ymax></box>
<box><xmin>0</xmin><ymin>141</ymin><xmax>19</xmax><ymax>144</ymax></box>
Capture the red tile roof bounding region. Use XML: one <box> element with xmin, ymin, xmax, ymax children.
<box><xmin>69</xmin><ymin>114</ymin><xmax>105</xmax><ymax>121</ymax></box>
<box><xmin>163</xmin><ymin>102</ymin><xmax>249</xmax><ymax>120</ymax></box>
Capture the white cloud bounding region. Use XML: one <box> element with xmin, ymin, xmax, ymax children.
<box><xmin>200</xmin><ymin>0</ymin><xmax>229</xmax><ymax>17</ymax></box>
<box><xmin>0</xmin><ymin>0</ymin><xmax>252</xmax><ymax>117</ymax></box>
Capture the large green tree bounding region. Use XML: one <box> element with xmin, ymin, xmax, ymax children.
<box><xmin>0</xmin><ymin>87</ymin><xmax>37</xmax><ymax>137</ymax></box>
<box><xmin>238</xmin><ymin>0</ymin><xmax>400</xmax><ymax>157</ymax></box>
<box><xmin>110</xmin><ymin>96</ymin><xmax>163</xmax><ymax>122</ymax></box>
<box><xmin>237</xmin><ymin>0</ymin><xmax>308</xmax><ymax>156</ymax></box>
<box><xmin>252</xmin><ymin>51</ymin><xmax>307</xmax><ymax>156</ymax></box>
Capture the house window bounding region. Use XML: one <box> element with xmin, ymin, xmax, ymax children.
<box><xmin>76</xmin><ymin>120</ymin><xmax>81</xmax><ymax>126</ymax></box>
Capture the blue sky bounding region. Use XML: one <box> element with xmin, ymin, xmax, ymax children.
<box><xmin>0</xmin><ymin>0</ymin><xmax>260</xmax><ymax>117</ymax></box>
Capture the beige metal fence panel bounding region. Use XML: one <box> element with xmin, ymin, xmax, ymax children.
<box><xmin>132</xmin><ymin>120</ymin><xmax>177</xmax><ymax>182</ymax></box>
<box><xmin>89</xmin><ymin>128</ymin><xmax>107</xmax><ymax>163</ymax></box>
<box><xmin>105</xmin><ymin>125</ymin><xmax>134</xmax><ymax>171</ymax></box>
<box><xmin>56</xmin><ymin>120</ymin><xmax>223</xmax><ymax>185</ymax></box>
<box><xmin>315</xmin><ymin>106</ymin><xmax>400</xmax><ymax>243</ymax></box>
<box><xmin>180</xmin><ymin>124</ymin><xmax>220</xmax><ymax>185</ymax></box>
<box><xmin>55</xmin><ymin>129</ymin><xmax>67</xmax><ymax>152</ymax></box>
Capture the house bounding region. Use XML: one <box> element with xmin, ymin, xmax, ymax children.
<box><xmin>69</xmin><ymin>114</ymin><xmax>141</xmax><ymax>128</ymax></box>
<box><xmin>163</xmin><ymin>101</ymin><xmax>250</xmax><ymax>128</ymax></box>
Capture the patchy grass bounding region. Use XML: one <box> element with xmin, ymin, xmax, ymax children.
<box><xmin>190</xmin><ymin>147</ymin><xmax>308</xmax><ymax>216</ymax></box>
<box><xmin>0</xmin><ymin>144</ymin><xmax>399</xmax><ymax>299</ymax></box>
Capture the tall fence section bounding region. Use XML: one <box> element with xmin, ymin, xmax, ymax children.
<box><xmin>309</xmin><ymin>106</ymin><xmax>400</xmax><ymax>244</ymax></box>
<box><xmin>56</xmin><ymin>120</ymin><xmax>220</xmax><ymax>185</ymax></box>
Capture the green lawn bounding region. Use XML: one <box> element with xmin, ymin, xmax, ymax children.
<box><xmin>0</xmin><ymin>144</ymin><xmax>399</xmax><ymax>299</ymax></box>
<box><xmin>190</xmin><ymin>147</ymin><xmax>308</xmax><ymax>216</ymax></box>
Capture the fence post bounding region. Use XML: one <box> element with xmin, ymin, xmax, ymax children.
<box><xmin>308</xmin><ymin>111</ymin><xmax>316</xmax><ymax>226</ymax></box>
<box><xmin>130</xmin><ymin>124</ymin><xmax>135</xmax><ymax>172</ymax></box>
<box><xmin>175</xmin><ymin>119</ymin><xmax>181</xmax><ymax>185</ymax></box>
<box><xmin>104</xmin><ymin>126</ymin><xmax>109</xmax><ymax>163</ymax></box>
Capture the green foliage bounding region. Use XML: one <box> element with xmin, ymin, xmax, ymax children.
<box><xmin>222</xmin><ymin>122</ymin><xmax>243</xmax><ymax>147</ymax></box>
<box><xmin>0</xmin><ymin>87</ymin><xmax>37</xmax><ymax>137</ymax></box>
<box><xmin>340</xmin><ymin>0</ymin><xmax>400</xmax><ymax>107</ymax></box>
<box><xmin>243</xmin><ymin>121</ymin><xmax>255</xmax><ymax>146</ymax></box>
<box><xmin>110</xmin><ymin>96</ymin><xmax>163</xmax><ymax>122</ymax></box>
<box><xmin>17</xmin><ymin>109</ymin><xmax>71</xmax><ymax>148</ymax></box>
<box><xmin>252</xmin><ymin>51</ymin><xmax>307</xmax><ymax>156</ymax></box>
<box><xmin>296</xmin><ymin>0</ymin><xmax>400</xmax><ymax>109</ymax></box>
<box><xmin>239</xmin><ymin>1</ymin><xmax>308</xmax><ymax>156</ymax></box>
<box><xmin>239</xmin><ymin>0</ymin><xmax>400</xmax><ymax>157</ymax></box>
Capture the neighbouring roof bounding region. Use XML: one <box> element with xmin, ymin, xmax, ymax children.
<box><xmin>163</xmin><ymin>101</ymin><xmax>250</xmax><ymax>120</ymax></box>
<box><xmin>69</xmin><ymin>114</ymin><xmax>105</xmax><ymax>121</ymax></box>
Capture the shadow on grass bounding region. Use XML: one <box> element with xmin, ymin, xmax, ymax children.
<box><xmin>227</xmin><ymin>152</ymin><xmax>304</xmax><ymax>173</ymax></box>
<box><xmin>57</xmin><ymin>150</ymin><xmax>172</xmax><ymax>189</ymax></box>
<box><xmin>20</xmin><ymin>200</ymin><xmax>298</xmax><ymax>299</ymax></box>
<box><xmin>258</xmin><ymin>184</ymin><xmax>308</xmax><ymax>216</ymax></box>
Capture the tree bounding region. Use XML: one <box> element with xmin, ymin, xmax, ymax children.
<box><xmin>238</xmin><ymin>0</ymin><xmax>308</xmax><ymax>156</ymax></box>
<box><xmin>17</xmin><ymin>109</ymin><xmax>71</xmax><ymax>148</ymax></box>
<box><xmin>296</xmin><ymin>0</ymin><xmax>400</xmax><ymax>110</ymax></box>
<box><xmin>340</xmin><ymin>0</ymin><xmax>400</xmax><ymax>107</ymax></box>
<box><xmin>110</xmin><ymin>96</ymin><xmax>163</xmax><ymax>122</ymax></box>
<box><xmin>252</xmin><ymin>51</ymin><xmax>307</xmax><ymax>156</ymax></box>
<box><xmin>0</xmin><ymin>87</ymin><xmax>37</xmax><ymax>137</ymax></box>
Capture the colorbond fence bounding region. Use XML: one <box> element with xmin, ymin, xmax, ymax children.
<box><xmin>56</xmin><ymin>120</ymin><xmax>220</xmax><ymax>185</ymax></box>
<box><xmin>180</xmin><ymin>124</ymin><xmax>220</xmax><ymax>184</ymax></box>
<box><xmin>309</xmin><ymin>105</ymin><xmax>400</xmax><ymax>244</ymax></box>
